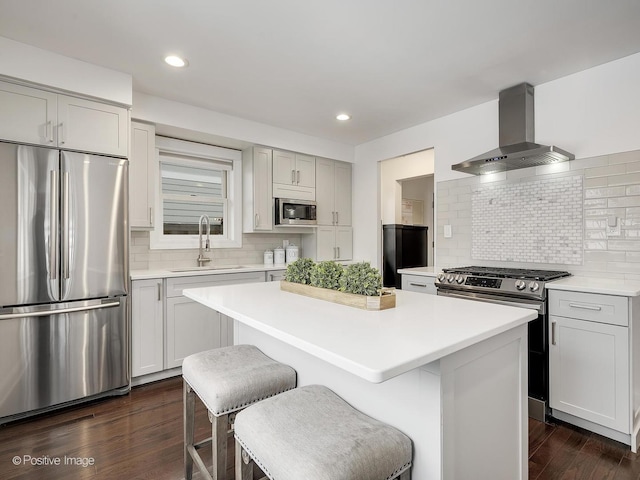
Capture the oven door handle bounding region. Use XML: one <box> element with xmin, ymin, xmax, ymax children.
<box><xmin>438</xmin><ymin>290</ymin><xmax>543</xmax><ymax>312</ymax></box>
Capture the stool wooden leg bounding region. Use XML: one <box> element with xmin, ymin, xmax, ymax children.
<box><xmin>211</xmin><ymin>412</ymin><xmax>229</xmax><ymax>480</ymax></box>
<box><xmin>235</xmin><ymin>442</ymin><xmax>253</xmax><ymax>480</ymax></box>
<box><xmin>184</xmin><ymin>381</ymin><xmax>196</xmax><ymax>480</ymax></box>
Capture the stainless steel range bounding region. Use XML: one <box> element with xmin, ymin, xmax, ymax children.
<box><xmin>435</xmin><ymin>266</ymin><xmax>571</xmax><ymax>421</ymax></box>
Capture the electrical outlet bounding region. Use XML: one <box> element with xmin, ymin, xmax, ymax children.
<box><xmin>607</xmin><ymin>223</ymin><xmax>621</xmax><ymax>236</ymax></box>
<box><xmin>283</xmin><ymin>239</ymin><xmax>290</xmax><ymax>247</ymax></box>
<box><xmin>606</xmin><ymin>215</ymin><xmax>621</xmax><ymax>236</ymax></box>
<box><xmin>444</xmin><ymin>225</ymin><xmax>452</xmax><ymax>238</ymax></box>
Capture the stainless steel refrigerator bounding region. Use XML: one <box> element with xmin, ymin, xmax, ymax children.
<box><xmin>0</xmin><ymin>141</ymin><xmax>129</xmax><ymax>421</ymax></box>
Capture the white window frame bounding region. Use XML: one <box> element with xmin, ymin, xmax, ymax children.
<box><xmin>150</xmin><ymin>136</ymin><xmax>242</xmax><ymax>250</ymax></box>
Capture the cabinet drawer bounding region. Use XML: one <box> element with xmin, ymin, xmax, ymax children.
<box><xmin>401</xmin><ymin>274</ymin><xmax>436</xmax><ymax>295</ymax></box>
<box><xmin>166</xmin><ymin>271</ymin><xmax>265</xmax><ymax>297</ymax></box>
<box><xmin>549</xmin><ymin>290</ymin><xmax>628</xmax><ymax>326</ymax></box>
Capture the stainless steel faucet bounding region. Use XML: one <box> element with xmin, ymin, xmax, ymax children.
<box><xmin>197</xmin><ymin>214</ymin><xmax>211</xmax><ymax>267</ymax></box>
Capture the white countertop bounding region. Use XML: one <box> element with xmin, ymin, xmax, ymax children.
<box><xmin>131</xmin><ymin>264</ymin><xmax>288</xmax><ymax>280</ymax></box>
<box><xmin>546</xmin><ymin>276</ymin><xmax>640</xmax><ymax>297</ymax></box>
<box><xmin>397</xmin><ymin>266</ymin><xmax>440</xmax><ymax>277</ymax></box>
<box><xmin>184</xmin><ymin>282</ymin><xmax>536</xmax><ymax>383</ymax></box>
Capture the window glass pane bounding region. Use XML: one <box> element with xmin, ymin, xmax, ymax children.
<box><xmin>160</xmin><ymin>160</ymin><xmax>226</xmax><ymax>235</ymax></box>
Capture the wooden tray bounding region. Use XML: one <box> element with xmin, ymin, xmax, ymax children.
<box><xmin>280</xmin><ymin>281</ymin><xmax>396</xmax><ymax>310</ymax></box>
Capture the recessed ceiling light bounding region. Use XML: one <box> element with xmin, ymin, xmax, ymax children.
<box><xmin>336</xmin><ymin>113</ymin><xmax>351</xmax><ymax>121</ymax></box>
<box><xmin>165</xmin><ymin>55</ymin><xmax>188</xmax><ymax>68</ymax></box>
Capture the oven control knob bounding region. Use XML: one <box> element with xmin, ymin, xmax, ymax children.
<box><xmin>529</xmin><ymin>281</ymin><xmax>540</xmax><ymax>292</ymax></box>
<box><xmin>515</xmin><ymin>280</ymin><xmax>526</xmax><ymax>290</ymax></box>
<box><xmin>455</xmin><ymin>275</ymin><xmax>464</xmax><ymax>284</ymax></box>
<box><xmin>446</xmin><ymin>274</ymin><xmax>455</xmax><ymax>283</ymax></box>
<box><xmin>437</xmin><ymin>273</ymin><xmax>446</xmax><ymax>283</ymax></box>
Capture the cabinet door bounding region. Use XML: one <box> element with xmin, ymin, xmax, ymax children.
<box><xmin>549</xmin><ymin>315</ymin><xmax>629</xmax><ymax>432</ymax></box>
<box><xmin>165</xmin><ymin>297</ymin><xmax>221</xmax><ymax>369</ymax></box>
<box><xmin>316</xmin><ymin>226</ymin><xmax>337</xmax><ymax>261</ymax></box>
<box><xmin>272</xmin><ymin>149</ymin><xmax>296</xmax><ymax>185</ymax></box>
<box><xmin>130</xmin><ymin>121</ymin><xmax>155</xmax><ymax>229</ymax></box>
<box><xmin>0</xmin><ymin>81</ymin><xmax>57</xmax><ymax>146</ymax></box>
<box><xmin>253</xmin><ymin>147</ymin><xmax>273</xmax><ymax>230</ymax></box>
<box><xmin>131</xmin><ymin>279</ymin><xmax>164</xmax><ymax>377</ymax></box>
<box><xmin>58</xmin><ymin>95</ymin><xmax>128</xmax><ymax>157</ymax></box>
<box><xmin>295</xmin><ymin>153</ymin><xmax>316</xmax><ymax>188</ymax></box>
<box><xmin>266</xmin><ymin>270</ymin><xmax>287</xmax><ymax>282</ymax></box>
<box><xmin>335</xmin><ymin>226</ymin><xmax>353</xmax><ymax>261</ymax></box>
<box><xmin>334</xmin><ymin>161</ymin><xmax>352</xmax><ymax>226</ymax></box>
<box><xmin>315</xmin><ymin>158</ymin><xmax>335</xmax><ymax>225</ymax></box>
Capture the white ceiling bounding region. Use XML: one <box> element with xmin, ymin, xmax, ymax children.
<box><xmin>1</xmin><ymin>0</ymin><xmax>640</xmax><ymax>146</ymax></box>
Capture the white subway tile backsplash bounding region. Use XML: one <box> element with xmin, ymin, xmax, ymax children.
<box><xmin>437</xmin><ymin>149</ymin><xmax>640</xmax><ymax>278</ymax></box>
<box><xmin>471</xmin><ymin>175</ymin><xmax>583</xmax><ymax>264</ymax></box>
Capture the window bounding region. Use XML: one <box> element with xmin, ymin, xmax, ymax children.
<box><xmin>150</xmin><ymin>136</ymin><xmax>242</xmax><ymax>249</ymax></box>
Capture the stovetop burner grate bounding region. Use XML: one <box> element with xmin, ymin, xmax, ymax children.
<box><xmin>442</xmin><ymin>266</ymin><xmax>571</xmax><ymax>281</ymax></box>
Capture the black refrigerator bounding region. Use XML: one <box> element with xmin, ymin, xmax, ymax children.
<box><xmin>382</xmin><ymin>224</ymin><xmax>428</xmax><ymax>288</ymax></box>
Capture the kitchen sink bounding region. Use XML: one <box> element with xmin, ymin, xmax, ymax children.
<box><xmin>169</xmin><ymin>265</ymin><xmax>246</xmax><ymax>273</ymax></box>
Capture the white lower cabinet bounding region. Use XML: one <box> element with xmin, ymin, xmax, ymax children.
<box><xmin>548</xmin><ymin>289</ymin><xmax>638</xmax><ymax>449</ymax></box>
<box><xmin>131</xmin><ymin>271</ymin><xmax>264</xmax><ymax>383</ymax></box>
<box><xmin>401</xmin><ymin>274</ymin><xmax>436</xmax><ymax>294</ymax></box>
<box><xmin>549</xmin><ymin>314</ymin><xmax>629</xmax><ymax>432</ymax></box>
<box><xmin>131</xmin><ymin>279</ymin><xmax>164</xmax><ymax>377</ymax></box>
<box><xmin>266</xmin><ymin>269</ymin><xmax>286</xmax><ymax>282</ymax></box>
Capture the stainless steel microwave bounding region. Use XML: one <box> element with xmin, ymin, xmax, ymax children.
<box><xmin>275</xmin><ymin>198</ymin><xmax>317</xmax><ymax>226</ymax></box>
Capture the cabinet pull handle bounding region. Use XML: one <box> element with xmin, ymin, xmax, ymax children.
<box><xmin>296</xmin><ymin>170</ymin><xmax>300</xmax><ymax>184</ymax></box>
<box><xmin>157</xmin><ymin>282</ymin><xmax>162</xmax><ymax>301</ymax></box>
<box><xmin>255</xmin><ymin>213</ymin><xmax>259</xmax><ymax>228</ymax></box>
<box><xmin>568</xmin><ymin>303</ymin><xmax>602</xmax><ymax>311</ymax></box>
<box><xmin>337</xmin><ymin>246</ymin><xmax>340</xmax><ymax>259</ymax></box>
<box><xmin>409</xmin><ymin>282</ymin><xmax>427</xmax><ymax>288</ymax></box>
<box><xmin>47</xmin><ymin>120</ymin><xmax>54</xmax><ymax>143</ymax></box>
<box><xmin>551</xmin><ymin>321</ymin><xmax>556</xmax><ymax>345</ymax></box>
<box><xmin>335</xmin><ymin>211</ymin><xmax>339</xmax><ymax>224</ymax></box>
<box><xmin>59</xmin><ymin>122</ymin><xmax>65</xmax><ymax>144</ymax></box>
<box><xmin>333</xmin><ymin>247</ymin><xmax>337</xmax><ymax>259</ymax></box>
<box><xmin>149</xmin><ymin>207</ymin><xmax>153</xmax><ymax>226</ymax></box>
<box><xmin>291</xmin><ymin>169</ymin><xmax>295</xmax><ymax>184</ymax></box>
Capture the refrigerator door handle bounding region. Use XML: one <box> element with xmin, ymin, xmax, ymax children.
<box><xmin>0</xmin><ymin>300</ymin><xmax>121</xmax><ymax>320</ymax></box>
<box><xmin>49</xmin><ymin>170</ymin><xmax>58</xmax><ymax>280</ymax></box>
<box><xmin>62</xmin><ymin>171</ymin><xmax>70</xmax><ymax>280</ymax></box>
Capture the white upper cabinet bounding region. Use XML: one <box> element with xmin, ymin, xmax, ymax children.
<box><xmin>0</xmin><ymin>81</ymin><xmax>57</xmax><ymax>146</ymax></box>
<box><xmin>243</xmin><ymin>147</ymin><xmax>273</xmax><ymax>232</ymax></box>
<box><xmin>129</xmin><ymin>121</ymin><xmax>156</xmax><ymax>229</ymax></box>
<box><xmin>57</xmin><ymin>95</ymin><xmax>128</xmax><ymax>157</ymax></box>
<box><xmin>0</xmin><ymin>80</ymin><xmax>128</xmax><ymax>157</ymax></box>
<box><xmin>272</xmin><ymin>149</ymin><xmax>316</xmax><ymax>200</ymax></box>
<box><xmin>316</xmin><ymin>158</ymin><xmax>352</xmax><ymax>226</ymax></box>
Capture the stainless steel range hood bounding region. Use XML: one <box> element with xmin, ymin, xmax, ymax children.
<box><xmin>452</xmin><ymin>83</ymin><xmax>574</xmax><ymax>175</ymax></box>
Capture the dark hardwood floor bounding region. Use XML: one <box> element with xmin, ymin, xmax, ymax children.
<box><xmin>1</xmin><ymin>377</ymin><xmax>639</xmax><ymax>479</ymax></box>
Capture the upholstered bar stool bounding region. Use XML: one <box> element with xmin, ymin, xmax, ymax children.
<box><xmin>182</xmin><ymin>345</ymin><xmax>297</xmax><ymax>480</ymax></box>
<box><xmin>234</xmin><ymin>384</ymin><xmax>412</xmax><ymax>480</ymax></box>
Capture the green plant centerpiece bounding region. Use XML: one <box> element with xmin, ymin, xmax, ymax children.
<box><xmin>310</xmin><ymin>261</ymin><xmax>344</xmax><ymax>290</ymax></box>
<box><xmin>281</xmin><ymin>259</ymin><xmax>393</xmax><ymax>310</ymax></box>
<box><xmin>339</xmin><ymin>262</ymin><xmax>383</xmax><ymax>296</ymax></box>
<box><xmin>284</xmin><ymin>257</ymin><xmax>315</xmax><ymax>284</ymax></box>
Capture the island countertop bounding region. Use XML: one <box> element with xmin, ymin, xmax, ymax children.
<box><xmin>184</xmin><ymin>281</ymin><xmax>537</xmax><ymax>383</ymax></box>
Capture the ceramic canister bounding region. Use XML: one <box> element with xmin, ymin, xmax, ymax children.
<box><xmin>263</xmin><ymin>250</ymin><xmax>274</xmax><ymax>265</ymax></box>
<box><xmin>285</xmin><ymin>244</ymin><xmax>299</xmax><ymax>263</ymax></box>
<box><xmin>273</xmin><ymin>247</ymin><xmax>285</xmax><ymax>265</ymax></box>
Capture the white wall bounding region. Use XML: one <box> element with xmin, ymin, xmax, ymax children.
<box><xmin>380</xmin><ymin>149</ymin><xmax>434</xmax><ymax>225</ymax></box>
<box><xmin>0</xmin><ymin>36</ymin><xmax>132</xmax><ymax>105</ymax></box>
<box><xmin>354</xmin><ymin>52</ymin><xmax>640</xmax><ymax>267</ymax></box>
<box><xmin>132</xmin><ymin>92</ymin><xmax>354</xmax><ymax>162</ymax></box>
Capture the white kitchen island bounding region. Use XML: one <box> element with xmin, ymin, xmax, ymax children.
<box><xmin>184</xmin><ymin>282</ymin><xmax>537</xmax><ymax>479</ymax></box>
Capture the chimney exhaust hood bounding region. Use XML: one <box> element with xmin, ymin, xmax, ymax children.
<box><xmin>451</xmin><ymin>83</ymin><xmax>574</xmax><ymax>175</ymax></box>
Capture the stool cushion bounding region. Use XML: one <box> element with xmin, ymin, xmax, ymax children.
<box><xmin>235</xmin><ymin>385</ymin><xmax>412</xmax><ymax>480</ymax></box>
<box><xmin>182</xmin><ymin>345</ymin><xmax>296</xmax><ymax>416</ymax></box>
